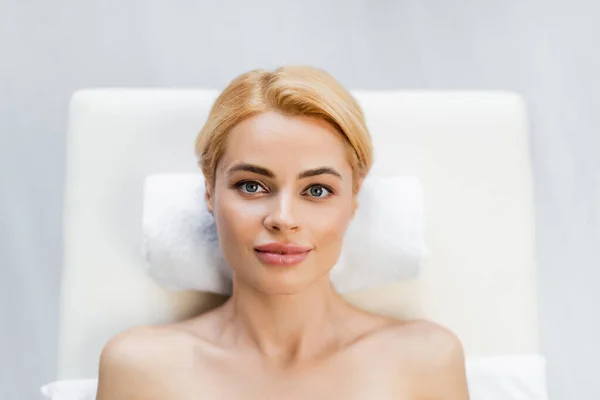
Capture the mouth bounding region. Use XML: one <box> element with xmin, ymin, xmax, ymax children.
<box><xmin>253</xmin><ymin>243</ymin><xmax>313</xmax><ymax>266</ymax></box>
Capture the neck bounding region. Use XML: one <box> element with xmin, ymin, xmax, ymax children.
<box><xmin>221</xmin><ymin>275</ymin><xmax>349</xmax><ymax>365</ymax></box>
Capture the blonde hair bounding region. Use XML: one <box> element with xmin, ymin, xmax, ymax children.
<box><xmin>195</xmin><ymin>65</ymin><xmax>373</xmax><ymax>193</ymax></box>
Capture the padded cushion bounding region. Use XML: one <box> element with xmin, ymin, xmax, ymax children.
<box><xmin>141</xmin><ymin>174</ymin><xmax>426</xmax><ymax>294</ymax></box>
<box><xmin>58</xmin><ymin>89</ymin><xmax>538</xmax><ymax>378</ymax></box>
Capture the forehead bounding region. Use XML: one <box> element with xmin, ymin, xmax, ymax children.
<box><xmin>220</xmin><ymin>111</ymin><xmax>351</xmax><ymax>172</ymax></box>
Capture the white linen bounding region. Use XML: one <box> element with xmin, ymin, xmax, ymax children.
<box><xmin>40</xmin><ymin>379</ymin><xmax>97</xmax><ymax>400</ymax></box>
<box><xmin>466</xmin><ymin>354</ymin><xmax>548</xmax><ymax>399</ymax></box>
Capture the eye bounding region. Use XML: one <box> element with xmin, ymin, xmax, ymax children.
<box><xmin>304</xmin><ymin>184</ymin><xmax>332</xmax><ymax>199</ymax></box>
<box><xmin>237</xmin><ymin>181</ymin><xmax>267</xmax><ymax>194</ymax></box>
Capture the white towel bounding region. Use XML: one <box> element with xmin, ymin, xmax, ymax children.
<box><xmin>40</xmin><ymin>379</ymin><xmax>98</xmax><ymax>400</ymax></box>
<box><xmin>141</xmin><ymin>174</ymin><xmax>427</xmax><ymax>294</ymax></box>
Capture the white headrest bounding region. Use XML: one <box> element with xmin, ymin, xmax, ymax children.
<box><xmin>142</xmin><ymin>173</ymin><xmax>427</xmax><ymax>294</ymax></box>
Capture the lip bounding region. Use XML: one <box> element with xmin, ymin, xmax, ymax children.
<box><xmin>254</xmin><ymin>242</ymin><xmax>313</xmax><ymax>266</ymax></box>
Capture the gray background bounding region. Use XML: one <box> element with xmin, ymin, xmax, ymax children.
<box><xmin>1</xmin><ymin>0</ymin><xmax>598</xmax><ymax>398</ymax></box>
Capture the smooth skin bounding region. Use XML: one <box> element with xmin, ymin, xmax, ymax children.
<box><xmin>96</xmin><ymin>111</ymin><xmax>470</xmax><ymax>400</ymax></box>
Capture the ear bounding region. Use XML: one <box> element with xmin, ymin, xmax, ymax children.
<box><xmin>351</xmin><ymin>177</ymin><xmax>364</xmax><ymax>218</ymax></box>
<box><xmin>205</xmin><ymin>179</ymin><xmax>214</xmax><ymax>214</ymax></box>
<box><xmin>352</xmin><ymin>196</ymin><xmax>359</xmax><ymax>218</ymax></box>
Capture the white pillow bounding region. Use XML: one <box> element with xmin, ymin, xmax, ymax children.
<box><xmin>142</xmin><ymin>174</ymin><xmax>427</xmax><ymax>294</ymax></box>
<box><xmin>41</xmin><ymin>355</ymin><xmax>547</xmax><ymax>399</ymax></box>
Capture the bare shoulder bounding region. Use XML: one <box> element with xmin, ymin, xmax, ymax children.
<box><xmin>96</xmin><ymin>325</ymin><xmax>197</xmax><ymax>400</ymax></box>
<box><xmin>386</xmin><ymin>319</ymin><xmax>469</xmax><ymax>399</ymax></box>
<box><xmin>101</xmin><ymin>324</ymin><xmax>196</xmax><ymax>360</ymax></box>
<box><xmin>395</xmin><ymin>319</ymin><xmax>464</xmax><ymax>362</ymax></box>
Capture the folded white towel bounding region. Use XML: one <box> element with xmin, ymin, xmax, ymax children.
<box><xmin>466</xmin><ymin>354</ymin><xmax>548</xmax><ymax>399</ymax></box>
<box><xmin>141</xmin><ymin>174</ymin><xmax>426</xmax><ymax>294</ymax></box>
<box><xmin>40</xmin><ymin>379</ymin><xmax>98</xmax><ymax>400</ymax></box>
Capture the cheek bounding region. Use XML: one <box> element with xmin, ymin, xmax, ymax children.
<box><xmin>309</xmin><ymin>201</ymin><xmax>354</xmax><ymax>248</ymax></box>
<box><xmin>213</xmin><ymin>191</ymin><xmax>260</xmax><ymax>246</ymax></box>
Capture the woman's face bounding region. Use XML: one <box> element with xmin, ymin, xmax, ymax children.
<box><xmin>206</xmin><ymin>111</ymin><xmax>358</xmax><ymax>295</ymax></box>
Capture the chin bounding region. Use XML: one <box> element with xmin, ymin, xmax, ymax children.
<box><xmin>257</xmin><ymin>273</ymin><xmax>316</xmax><ymax>295</ymax></box>
<box><xmin>242</xmin><ymin>266</ymin><xmax>324</xmax><ymax>295</ymax></box>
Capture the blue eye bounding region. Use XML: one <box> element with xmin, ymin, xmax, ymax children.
<box><xmin>238</xmin><ymin>181</ymin><xmax>266</xmax><ymax>194</ymax></box>
<box><xmin>305</xmin><ymin>185</ymin><xmax>332</xmax><ymax>198</ymax></box>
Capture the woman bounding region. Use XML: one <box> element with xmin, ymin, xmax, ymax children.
<box><xmin>96</xmin><ymin>66</ymin><xmax>470</xmax><ymax>399</ymax></box>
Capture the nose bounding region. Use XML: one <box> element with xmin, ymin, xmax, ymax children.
<box><xmin>263</xmin><ymin>191</ymin><xmax>299</xmax><ymax>233</ymax></box>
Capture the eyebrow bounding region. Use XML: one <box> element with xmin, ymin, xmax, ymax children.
<box><xmin>227</xmin><ymin>163</ymin><xmax>342</xmax><ymax>180</ymax></box>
